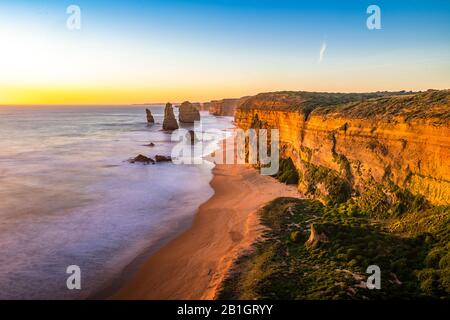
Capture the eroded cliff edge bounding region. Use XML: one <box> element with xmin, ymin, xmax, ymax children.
<box><xmin>203</xmin><ymin>97</ymin><xmax>249</xmax><ymax>116</ymax></box>
<box><xmin>235</xmin><ymin>90</ymin><xmax>450</xmax><ymax>208</ymax></box>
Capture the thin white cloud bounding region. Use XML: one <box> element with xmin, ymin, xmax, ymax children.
<box><xmin>318</xmin><ymin>41</ymin><xmax>327</xmax><ymax>63</ymax></box>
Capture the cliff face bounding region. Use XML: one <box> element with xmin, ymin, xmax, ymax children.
<box><xmin>208</xmin><ymin>97</ymin><xmax>249</xmax><ymax>116</ymax></box>
<box><xmin>163</xmin><ymin>103</ymin><xmax>179</xmax><ymax>131</ymax></box>
<box><xmin>235</xmin><ymin>90</ymin><xmax>450</xmax><ymax>207</ymax></box>
<box><xmin>179</xmin><ymin>101</ymin><xmax>200</xmax><ymax>123</ymax></box>
<box><xmin>198</xmin><ymin>102</ymin><xmax>210</xmax><ymax>111</ymax></box>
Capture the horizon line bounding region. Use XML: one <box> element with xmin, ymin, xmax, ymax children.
<box><xmin>1</xmin><ymin>88</ymin><xmax>448</xmax><ymax>107</ymax></box>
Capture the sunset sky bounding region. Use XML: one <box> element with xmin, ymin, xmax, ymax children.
<box><xmin>0</xmin><ymin>0</ymin><xmax>449</xmax><ymax>105</ymax></box>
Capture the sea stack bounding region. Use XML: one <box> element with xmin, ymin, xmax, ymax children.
<box><xmin>162</xmin><ymin>103</ymin><xmax>179</xmax><ymax>131</ymax></box>
<box><xmin>146</xmin><ymin>108</ymin><xmax>155</xmax><ymax>124</ymax></box>
<box><xmin>178</xmin><ymin>101</ymin><xmax>200</xmax><ymax>123</ymax></box>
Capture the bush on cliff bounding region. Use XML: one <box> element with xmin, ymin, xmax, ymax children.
<box><xmin>273</xmin><ymin>158</ymin><xmax>299</xmax><ymax>185</ymax></box>
<box><xmin>303</xmin><ymin>162</ymin><xmax>351</xmax><ymax>205</ymax></box>
<box><xmin>218</xmin><ymin>197</ymin><xmax>450</xmax><ymax>300</ymax></box>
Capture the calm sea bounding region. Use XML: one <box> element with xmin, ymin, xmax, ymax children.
<box><xmin>0</xmin><ymin>105</ymin><xmax>233</xmax><ymax>299</ymax></box>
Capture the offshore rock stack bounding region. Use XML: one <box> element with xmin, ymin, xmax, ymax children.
<box><xmin>162</xmin><ymin>103</ymin><xmax>179</xmax><ymax>131</ymax></box>
<box><xmin>178</xmin><ymin>101</ymin><xmax>200</xmax><ymax>123</ymax></box>
<box><xmin>146</xmin><ymin>108</ymin><xmax>155</xmax><ymax>124</ymax></box>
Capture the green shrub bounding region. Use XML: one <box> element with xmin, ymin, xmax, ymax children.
<box><xmin>347</xmin><ymin>259</ymin><xmax>359</xmax><ymax>267</ymax></box>
<box><xmin>302</xmin><ymin>162</ymin><xmax>351</xmax><ymax>205</ymax></box>
<box><xmin>391</xmin><ymin>258</ymin><xmax>408</xmax><ymax>273</ymax></box>
<box><xmin>424</xmin><ymin>234</ymin><xmax>436</xmax><ymax>245</ymax></box>
<box><xmin>420</xmin><ymin>277</ymin><xmax>435</xmax><ymax>295</ymax></box>
<box><xmin>416</xmin><ymin>269</ymin><xmax>441</xmax><ymax>296</ymax></box>
<box><xmin>417</xmin><ymin>269</ymin><xmax>436</xmax><ymax>294</ymax></box>
<box><xmin>332</xmin><ymin>153</ymin><xmax>352</xmax><ymax>179</ymax></box>
<box><xmin>438</xmin><ymin>269</ymin><xmax>450</xmax><ymax>294</ymax></box>
<box><xmin>346</xmin><ymin>248</ymin><xmax>356</xmax><ymax>259</ymax></box>
<box><xmin>336</xmin><ymin>253</ymin><xmax>349</xmax><ymax>261</ymax></box>
<box><xmin>274</xmin><ymin>158</ymin><xmax>299</xmax><ymax>185</ymax></box>
<box><xmin>439</xmin><ymin>252</ymin><xmax>450</xmax><ymax>269</ymax></box>
<box><xmin>416</xmin><ymin>269</ymin><xmax>434</xmax><ymax>282</ymax></box>
<box><xmin>290</xmin><ymin>231</ymin><xmax>302</xmax><ymax>243</ymax></box>
<box><xmin>425</xmin><ymin>248</ymin><xmax>445</xmax><ymax>268</ymax></box>
<box><xmin>346</xmin><ymin>204</ymin><xmax>360</xmax><ymax>217</ymax></box>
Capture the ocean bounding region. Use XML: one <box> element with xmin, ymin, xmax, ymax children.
<box><xmin>0</xmin><ymin>105</ymin><xmax>233</xmax><ymax>299</ymax></box>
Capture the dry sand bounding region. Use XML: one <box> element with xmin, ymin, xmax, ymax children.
<box><xmin>114</xmin><ymin>142</ymin><xmax>299</xmax><ymax>300</ymax></box>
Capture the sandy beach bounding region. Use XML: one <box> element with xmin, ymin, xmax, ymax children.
<box><xmin>114</xmin><ymin>142</ymin><xmax>299</xmax><ymax>300</ymax></box>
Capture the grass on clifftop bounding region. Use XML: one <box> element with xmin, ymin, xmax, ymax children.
<box><xmin>237</xmin><ymin>90</ymin><xmax>414</xmax><ymax>117</ymax></box>
<box><xmin>237</xmin><ymin>90</ymin><xmax>449</xmax><ymax>124</ymax></box>
<box><xmin>312</xmin><ymin>89</ymin><xmax>450</xmax><ymax>124</ymax></box>
<box><xmin>218</xmin><ymin>198</ymin><xmax>450</xmax><ymax>300</ymax></box>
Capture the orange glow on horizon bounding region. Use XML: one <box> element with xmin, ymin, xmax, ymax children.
<box><xmin>2</xmin><ymin>81</ymin><xmax>449</xmax><ymax>106</ymax></box>
<box><xmin>0</xmin><ymin>85</ymin><xmax>254</xmax><ymax>105</ymax></box>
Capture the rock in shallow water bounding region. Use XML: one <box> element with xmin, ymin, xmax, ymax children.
<box><xmin>155</xmin><ymin>155</ymin><xmax>172</xmax><ymax>162</ymax></box>
<box><xmin>179</xmin><ymin>101</ymin><xmax>200</xmax><ymax>123</ymax></box>
<box><xmin>162</xmin><ymin>103</ymin><xmax>179</xmax><ymax>131</ymax></box>
<box><xmin>146</xmin><ymin>108</ymin><xmax>155</xmax><ymax>124</ymax></box>
<box><xmin>129</xmin><ymin>154</ymin><xmax>155</xmax><ymax>164</ymax></box>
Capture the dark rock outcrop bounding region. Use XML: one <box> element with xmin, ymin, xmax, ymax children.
<box><xmin>129</xmin><ymin>154</ymin><xmax>155</xmax><ymax>164</ymax></box>
<box><xmin>162</xmin><ymin>103</ymin><xmax>179</xmax><ymax>131</ymax></box>
<box><xmin>155</xmin><ymin>155</ymin><xmax>172</xmax><ymax>162</ymax></box>
<box><xmin>179</xmin><ymin>101</ymin><xmax>201</xmax><ymax>123</ymax></box>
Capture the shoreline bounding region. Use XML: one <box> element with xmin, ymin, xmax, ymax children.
<box><xmin>113</xmin><ymin>141</ymin><xmax>299</xmax><ymax>300</ymax></box>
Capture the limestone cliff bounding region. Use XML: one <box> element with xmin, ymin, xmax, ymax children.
<box><xmin>191</xmin><ymin>102</ymin><xmax>203</xmax><ymax>111</ymax></box>
<box><xmin>235</xmin><ymin>90</ymin><xmax>450</xmax><ymax>207</ymax></box>
<box><xmin>163</xmin><ymin>103</ymin><xmax>179</xmax><ymax>131</ymax></box>
<box><xmin>199</xmin><ymin>102</ymin><xmax>211</xmax><ymax>111</ymax></box>
<box><xmin>207</xmin><ymin>97</ymin><xmax>249</xmax><ymax>116</ymax></box>
<box><xmin>179</xmin><ymin>101</ymin><xmax>200</xmax><ymax>123</ymax></box>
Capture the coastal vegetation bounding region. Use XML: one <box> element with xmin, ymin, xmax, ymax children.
<box><xmin>218</xmin><ymin>198</ymin><xmax>450</xmax><ymax>300</ymax></box>
<box><xmin>313</xmin><ymin>89</ymin><xmax>450</xmax><ymax>123</ymax></box>
<box><xmin>272</xmin><ymin>158</ymin><xmax>299</xmax><ymax>185</ymax></box>
<box><xmin>237</xmin><ymin>91</ymin><xmax>415</xmax><ymax>117</ymax></box>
